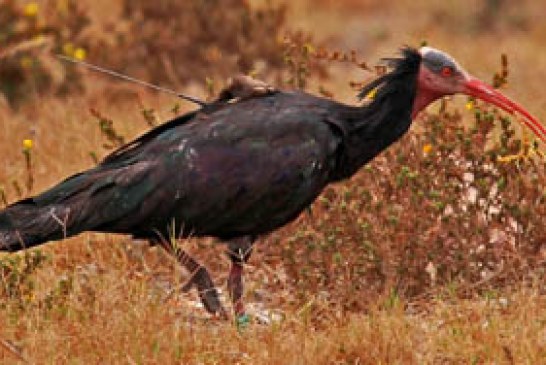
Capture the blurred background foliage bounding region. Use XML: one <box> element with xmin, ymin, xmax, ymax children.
<box><xmin>0</xmin><ymin>0</ymin><xmax>293</xmax><ymax>106</ymax></box>
<box><xmin>0</xmin><ymin>0</ymin><xmax>542</xmax><ymax>106</ymax></box>
<box><xmin>0</xmin><ymin>0</ymin><xmax>89</xmax><ymax>105</ymax></box>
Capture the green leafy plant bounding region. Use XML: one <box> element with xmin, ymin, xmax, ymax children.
<box><xmin>0</xmin><ymin>250</ymin><xmax>49</xmax><ymax>308</ymax></box>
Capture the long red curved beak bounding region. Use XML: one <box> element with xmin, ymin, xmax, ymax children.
<box><xmin>463</xmin><ymin>77</ymin><xmax>546</xmax><ymax>143</ymax></box>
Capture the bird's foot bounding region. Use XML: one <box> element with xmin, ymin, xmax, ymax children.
<box><xmin>182</xmin><ymin>266</ymin><xmax>228</xmax><ymax>319</ymax></box>
<box><xmin>198</xmin><ymin>288</ymin><xmax>228</xmax><ymax>320</ymax></box>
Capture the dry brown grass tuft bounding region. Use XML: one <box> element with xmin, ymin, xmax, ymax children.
<box><xmin>0</xmin><ymin>253</ymin><xmax>544</xmax><ymax>364</ymax></box>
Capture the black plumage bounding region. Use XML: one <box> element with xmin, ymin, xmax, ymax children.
<box><xmin>1</xmin><ymin>48</ymin><xmax>421</xmax><ymax>250</ymax></box>
<box><xmin>0</xmin><ymin>48</ymin><xmax>423</xmax><ymax>317</ymax></box>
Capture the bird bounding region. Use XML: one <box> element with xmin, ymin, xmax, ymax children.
<box><xmin>1</xmin><ymin>46</ymin><xmax>544</xmax><ymax>320</ymax></box>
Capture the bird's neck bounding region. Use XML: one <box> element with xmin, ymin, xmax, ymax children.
<box><xmin>331</xmin><ymin>75</ymin><xmax>418</xmax><ymax>181</ymax></box>
<box><xmin>411</xmin><ymin>85</ymin><xmax>444</xmax><ymax>118</ymax></box>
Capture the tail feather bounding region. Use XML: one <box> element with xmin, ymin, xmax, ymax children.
<box><xmin>0</xmin><ymin>199</ymin><xmax>72</xmax><ymax>252</ymax></box>
<box><xmin>0</xmin><ymin>168</ymin><xmax>109</xmax><ymax>252</ymax></box>
<box><xmin>1</xmin><ymin>158</ymin><xmax>158</xmax><ymax>252</ymax></box>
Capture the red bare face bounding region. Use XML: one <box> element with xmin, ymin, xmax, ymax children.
<box><xmin>412</xmin><ymin>47</ymin><xmax>546</xmax><ymax>143</ymax></box>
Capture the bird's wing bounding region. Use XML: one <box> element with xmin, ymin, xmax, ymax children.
<box><xmin>27</xmin><ymin>92</ymin><xmax>342</xmax><ymax>239</ymax></box>
<box><xmin>166</xmin><ymin>112</ymin><xmax>340</xmax><ymax>237</ymax></box>
<box><xmin>112</xmin><ymin>93</ymin><xmax>342</xmax><ymax>238</ymax></box>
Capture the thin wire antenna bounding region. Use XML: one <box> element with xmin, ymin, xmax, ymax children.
<box><xmin>57</xmin><ymin>55</ymin><xmax>207</xmax><ymax>107</ymax></box>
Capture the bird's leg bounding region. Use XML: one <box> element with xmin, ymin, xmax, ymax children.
<box><xmin>154</xmin><ymin>239</ymin><xmax>227</xmax><ymax>319</ymax></box>
<box><xmin>226</xmin><ymin>236</ymin><xmax>255</xmax><ymax>317</ymax></box>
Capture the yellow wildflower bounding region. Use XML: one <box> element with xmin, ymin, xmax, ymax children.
<box><xmin>23</xmin><ymin>139</ymin><xmax>33</xmax><ymax>151</ymax></box>
<box><xmin>303</xmin><ymin>43</ymin><xmax>315</xmax><ymax>55</ymax></box>
<box><xmin>496</xmin><ymin>129</ymin><xmax>542</xmax><ymax>163</ymax></box>
<box><xmin>73</xmin><ymin>47</ymin><xmax>87</xmax><ymax>61</ymax></box>
<box><xmin>465</xmin><ymin>100</ymin><xmax>474</xmax><ymax>110</ymax></box>
<box><xmin>497</xmin><ymin>154</ymin><xmax>521</xmax><ymax>163</ymax></box>
<box><xmin>422</xmin><ymin>143</ymin><xmax>433</xmax><ymax>155</ymax></box>
<box><xmin>23</xmin><ymin>2</ymin><xmax>39</xmax><ymax>17</ymax></box>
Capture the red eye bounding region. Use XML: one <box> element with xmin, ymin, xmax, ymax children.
<box><xmin>441</xmin><ymin>66</ymin><xmax>453</xmax><ymax>77</ymax></box>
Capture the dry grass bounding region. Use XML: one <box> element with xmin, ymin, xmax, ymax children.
<box><xmin>1</xmin><ymin>0</ymin><xmax>546</xmax><ymax>364</ymax></box>
<box><xmin>0</xmin><ymin>250</ymin><xmax>544</xmax><ymax>364</ymax></box>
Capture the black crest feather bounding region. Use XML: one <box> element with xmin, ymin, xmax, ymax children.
<box><xmin>357</xmin><ymin>47</ymin><xmax>422</xmax><ymax>101</ymax></box>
